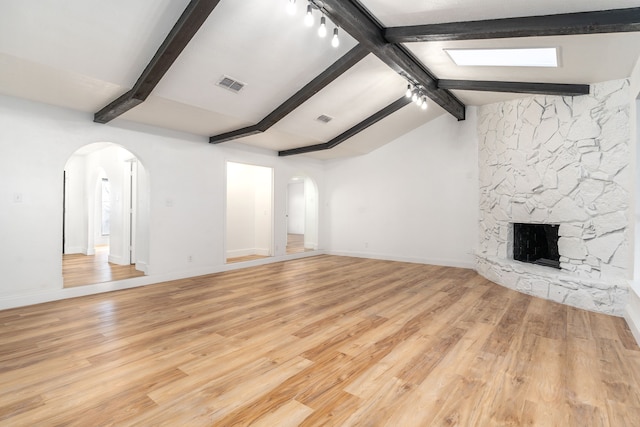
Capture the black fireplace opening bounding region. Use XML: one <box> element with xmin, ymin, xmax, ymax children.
<box><xmin>513</xmin><ymin>223</ymin><xmax>560</xmax><ymax>269</ymax></box>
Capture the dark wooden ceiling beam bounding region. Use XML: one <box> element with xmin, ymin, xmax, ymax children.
<box><xmin>320</xmin><ymin>0</ymin><xmax>465</xmax><ymax>121</ymax></box>
<box><xmin>94</xmin><ymin>0</ymin><xmax>222</xmax><ymax>124</ymax></box>
<box><xmin>385</xmin><ymin>7</ymin><xmax>640</xmax><ymax>43</ymax></box>
<box><xmin>278</xmin><ymin>96</ymin><xmax>411</xmax><ymax>156</ymax></box>
<box><xmin>438</xmin><ymin>80</ymin><xmax>591</xmax><ymax>96</ymax></box>
<box><xmin>209</xmin><ymin>44</ymin><xmax>369</xmax><ymax>144</ymax></box>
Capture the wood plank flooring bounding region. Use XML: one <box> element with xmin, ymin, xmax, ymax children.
<box><xmin>63</xmin><ymin>246</ymin><xmax>144</xmax><ymax>288</ymax></box>
<box><xmin>227</xmin><ymin>234</ymin><xmax>312</xmax><ymax>263</ymax></box>
<box><xmin>286</xmin><ymin>233</ymin><xmax>313</xmax><ymax>255</ymax></box>
<box><xmin>2</xmin><ymin>255</ymin><xmax>639</xmax><ymax>425</ymax></box>
<box><xmin>226</xmin><ymin>254</ymin><xmax>270</xmax><ymax>264</ymax></box>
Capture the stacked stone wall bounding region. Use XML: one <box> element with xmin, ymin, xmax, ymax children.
<box><xmin>477</xmin><ymin>79</ymin><xmax>632</xmax><ymax>315</ymax></box>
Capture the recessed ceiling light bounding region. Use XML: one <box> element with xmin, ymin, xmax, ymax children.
<box><xmin>444</xmin><ymin>48</ymin><xmax>558</xmax><ymax>67</ymax></box>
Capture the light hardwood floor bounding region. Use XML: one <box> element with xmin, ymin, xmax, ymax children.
<box><xmin>1</xmin><ymin>255</ymin><xmax>639</xmax><ymax>425</ymax></box>
<box><xmin>286</xmin><ymin>233</ymin><xmax>313</xmax><ymax>255</ymax></box>
<box><xmin>227</xmin><ymin>234</ymin><xmax>311</xmax><ymax>263</ymax></box>
<box><xmin>63</xmin><ymin>246</ymin><xmax>144</xmax><ymax>288</ymax></box>
<box><xmin>226</xmin><ymin>254</ymin><xmax>270</xmax><ymax>264</ymax></box>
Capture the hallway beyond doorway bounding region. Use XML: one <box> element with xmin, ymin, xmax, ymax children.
<box><xmin>63</xmin><ymin>246</ymin><xmax>144</xmax><ymax>288</ymax></box>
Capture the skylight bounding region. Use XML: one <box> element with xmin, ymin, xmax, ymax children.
<box><xmin>444</xmin><ymin>48</ymin><xmax>558</xmax><ymax>67</ymax></box>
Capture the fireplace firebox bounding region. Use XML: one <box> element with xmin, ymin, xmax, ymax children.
<box><xmin>513</xmin><ymin>223</ymin><xmax>560</xmax><ymax>269</ymax></box>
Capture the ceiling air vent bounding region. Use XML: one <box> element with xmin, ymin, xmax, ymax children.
<box><xmin>316</xmin><ymin>114</ymin><xmax>333</xmax><ymax>124</ymax></box>
<box><xmin>217</xmin><ymin>76</ymin><xmax>245</xmax><ymax>93</ymax></box>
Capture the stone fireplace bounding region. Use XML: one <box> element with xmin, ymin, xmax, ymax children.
<box><xmin>476</xmin><ymin>79</ymin><xmax>632</xmax><ymax>316</ymax></box>
<box><xmin>513</xmin><ymin>223</ymin><xmax>560</xmax><ymax>269</ymax></box>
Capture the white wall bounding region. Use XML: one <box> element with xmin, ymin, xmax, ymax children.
<box><xmin>287</xmin><ymin>181</ymin><xmax>305</xmax><ymax>235</ymax></box>
<box><xmin>324</xmin><ymin>109</ymin><xmax>479</xmax><ymax>268</ymax></box>
<box><xmin>0</xmin><ymin>94</ymin><xmax>324</xmax><ymax>306</ymax></box>
<box><xmin>227</xmin><ymin>162</ymin><xmax>258</xmax><ymax>256</ymax></box>
<box><xmin>627</xmin><ymin>55</ymin><xmax>640</xmax><ymax>342</ymax></box>
<box><xmin>226</xmin><ymin>162</ymin><xmax>273</xmax><ymax>258</ymax></box>
<box><xmin>635</xmin><ymin>98</ymin><xmax>640</xmax><ymax>279</ymax></box>
<box><xmin>303</xmin><ymin>177</ymin><xmax>319</xmax><ymax>250</ymax></box>
<box><xmin>253</xmin><ymin>166</ymin><xmax>273</xmax><ymax>256</ymax></box>
<box><xmin>63</xmin><ymin>156</ymin><xmax>87</xmax><ymax>254</ymax></box>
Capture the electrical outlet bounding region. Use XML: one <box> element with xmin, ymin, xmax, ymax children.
<box><xmin>188</xmin><ymin>255</ymin><xmax>193</xmax><ymax>263</ymax></box>
<box><xmin>364</xmin><ymin>242</ymin><xmax>369</xmax><ymax>248</ymax></box>
<box><xmin>13</xmin><ymin>193</ymin><xmax>23</xmax><ymax>203</ymax></box>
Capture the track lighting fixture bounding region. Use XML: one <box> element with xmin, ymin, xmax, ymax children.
<box><xmin>286</xmin><ymin>0</ymin><xmax>297</xmax><ymax>16</ymax></box>
<box><xmin>331</xmin><ymin>27</ymin><xmax>340</xmax><ymax>48</ymax></box>
<box><xmin>286</xmin><ymin>2</ymin><xmax>340</xmax><ymax>48</ymax></box>
<box><xmin>304</xmin><ymin>4</ymin><xmax>314</xmax><ymax>27</ymax></box>
<box><xmin>403</xmin><ymin>82</ymin><xmax>429</xmax><ymax>112</ymax></box>
<box><xmin>318</xmin><ymin>16</ymin><xmax>327</xmax><ymax>38</ymax></box>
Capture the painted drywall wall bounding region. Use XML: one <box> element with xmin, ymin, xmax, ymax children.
<box><xmin>287</xmin><ymin>181</ymin><xmax>305</xmax><ymax>235</ymax></box>
<box><xmin>253</xmin><ymin>165</ymin><xmax>273</xmax><ymax>256</ymax></box>
<box><xmin>0</xmin><ymin>94</ymin><xmax>324</xmax><ymax>305</ymax></box>
<box><xmin>636</xmin><ymin>98</ymin><xmax>640</xmax><ymax>279</ymax></box>
<box><xmin>303</xmin><ymin>177</ymin><xmax>319</xmax><ymax>250</ymax></box>
<box><xmin>628</xmin><ymin>53</ymin><xmax>640</xmax><ymax>342</ymax></box>
<box><xmin>63</xmin><ymin>156</ymin><xmax>87</xmax><ymax>254</ymax></box>
<box><xmin>227</xmin><ymin>162</ymin><xmax>259</xmax><ymax>257</ymax></box>
<box><xmin>324</xmin><ymin>109</ymin><xmax>479</xmax><ymax>268</ymax></box>
<box><xmin>226</xmin><ymin>162</ymin><xmax>273</xmax><ymax>258</ymax></box>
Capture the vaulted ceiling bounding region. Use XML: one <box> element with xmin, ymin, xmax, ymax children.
<box><xmin>1</xmin><ymin>0</ymin><xmax>639</xmax><ymax>159</ymax></box>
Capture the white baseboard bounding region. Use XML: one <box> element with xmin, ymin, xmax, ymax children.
<box><xmin>0</xmin><ymin>250</ymin><xmax>325</xmax><ymax>311</ymax></box>
<box><xmin>227</xmin><ymin>248</ymin><xmax>271</xmax><ymax>258</ymax></box>
<box><xmin>64</xmin><ymin>246</ymin><xmax>85</xmax><ymax>255</ymax></box>
<box><xmin>108</xmin><ymin>254</ymin><xmax>128</xmax><ymax>266</ymax></box>
<box><xmin>226</xmin><ymin>248</ymin><xmax>255</xmax><ymax>258</ymax></box>
<box><xmin>135</xmin><ymin>261</ymin><xmax>149</xmax><ymax>275</ymax></box>
<box><xmin>326</xmin><ymin>250</ymin><xmax>476</xmax><ymax>270</ymax></box>
<box><xmin>625</xmin><ymin>282</ymin><xmax>640</xmax><ymax>347</ymax></box>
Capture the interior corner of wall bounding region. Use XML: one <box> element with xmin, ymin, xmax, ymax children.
<box><xmin>624</xmin><ymin>285</ymin><xmax>640</xmax><ymax>346</ymax></box>
<box><xmin>630</xmin><ymin>55</ymin><xmax>640</xmax><ymax>96</ymax></box>
<box><xmin>135</xmin><ymin>261</ymin><xmax>149</xmax><ymax>275</ymax></box>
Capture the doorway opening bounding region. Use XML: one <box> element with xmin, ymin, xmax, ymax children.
<box><xmin>226</xmin><ymin>162</ymin><xmax>274</xmax><ymax>263</ymax></box>
<box><xmin>286</xmin><ymin>175</ymin><xmax>319</xmax><ymax>254</ymax></box>
<box><xmin>62</xmin><ymin>143</ymin><xmax>149</xmax><ymax>287</ymax></box>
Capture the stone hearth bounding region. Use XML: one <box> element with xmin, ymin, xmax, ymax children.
<box><xmin>476</xmin><ymin>79</ymin><xmax>632</xmax><ymax>316</ymax></box>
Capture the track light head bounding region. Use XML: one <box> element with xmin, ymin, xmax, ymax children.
<box><xmin>318</xmin><ymin>16</ymin><xmax>327</xmax><ymax>37</ymax></box>
<box><xmin>304</xmin><ymin>4</ymin><xmax>314</xmax><ymax>26</ymax></box>
<box><xmin>331</xmin><ymin>27</ymin><xmax>339</xmax><ymax>47</ymax></box>
<box><xmin>286</xmin><ymin>0</ymin><xmax>297</xmax><ymax>16</ymax></box>
<box><xmin>405</xmin><ymin>84</ymin><xmax>412</xmax><ymax>98</ymax></box>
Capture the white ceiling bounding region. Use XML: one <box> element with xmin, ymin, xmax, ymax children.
<box><xmin>365</xmin><ymin>0</ymin><xmax>640</xmax><ymax>26</ymax></box>
<box><xmin>0</xmin><ymin>0</ymin><xmax>639</xmax><ymax>159</ymax></box>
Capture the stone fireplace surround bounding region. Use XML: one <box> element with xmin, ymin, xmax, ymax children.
<box><xmin>476</xmin><ymin>79</ymin><xmax>632</xmax><ymax>316</ymax></box>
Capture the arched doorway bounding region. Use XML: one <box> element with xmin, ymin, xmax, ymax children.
<box><xmin>62</xmin><ymin>143</ymin><xmax>150</xmax><ymax>287</ymax></box>
<box><xmin>286</xmin><ymin>174</ymin><xmax>318</xmax><ymax>254</ymax></box>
